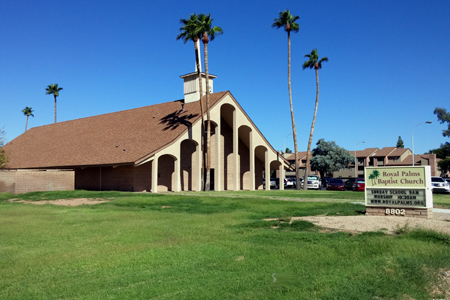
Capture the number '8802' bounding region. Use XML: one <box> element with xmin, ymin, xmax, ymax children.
<box><xmin>385</xmin><ymin>208</ymin><xmax>405</xmax><ymax>215</ymax></box>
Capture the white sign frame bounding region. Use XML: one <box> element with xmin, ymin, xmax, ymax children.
<box><xmin>364</xmin><ymin>166</ymin><xmax>432</xmax><ymax>209</ymax></box>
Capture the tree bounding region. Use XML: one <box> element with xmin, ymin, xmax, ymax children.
<box><xmin>285</xmin><ymin>148</ymin><xmax>292</xmax><ymax>154</ymax></box>
<box><xmin>177</xmin><ymin>13</ymin><xmax>206</xmax><ymax>190</ymax></box>
<box><xmin>22</xmin><ymin>107</ymin><xmax>34</xmax><ymax>132</ymax></box>
<box><xmin>0</xmin><ymin>127</ymin><xmax>5</xmax><ymax>147</ymax></box>
<box><xmin>302</xmin><ymin>49</ymin><xmax>328</xmax><ymax>189</ymax></box>
<box><xmin>198</xmin><ymin>13</ymin><xmax>223</xmax><ymax>191</ymax></box>
<box><xmin>0</xmin><ymin>128</ymin><xmax>8</xmax><ymax>169</ymax></box>
<box><xmin>434</xmin><ymin>107</ymin><xmax>450</xmax><ymax>137</ymax></box>
<box><xmin>272</xmin><ymin>10</ymin><xmax>301</xmax><ymax>189</ymax></box>
<box><xmin>438</xmin><ymin>158</ymin><xmax>450</xmax><ymax>176</ymax></box>
<box><xmin>0</xmin><ymin>148</ymin><xmax>7</xmax><ymax>169</ymax></box>
<box><xmin>428</xmin><ymin>142</ymin><xmax>450</xmax><ymax>159</ymax></box>
<box><xmin>46</xmin><ymin>84</ymin><xmax>63</xmax><ymax>123</ymax></box>
<box><xmin>309</xmin><ymin>139</ymin><xmax>354</xmax><ymax>179</ymax></box>
<box><xmin>396</xmin><ymin>136</ymin><xmax>404</xmax><ymax>148</ymax></box>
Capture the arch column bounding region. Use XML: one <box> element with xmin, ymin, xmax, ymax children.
<box><xmin>233</xmin><ymin>109</ymin><xmax>239</xmax><ymax>191</ymax></box>
<box><xmin>215</xmin><ymin>120</ymin><xmax>222</xmax><ymax>191</ymax></box>
<box><xmin>279</xmin><ymin>162</ymin><xmax>284</xmax><ymax>190</ymax></box>
<box><xmin>151</xmin><ymin>155</ymin><xmax>158</xmax><ymax>193</ymax></box>
<box><xmin>174</xmin><ymin>154</ymin><xmax>181</xmax><ymax>192</ymax></box>
<box><xmin>249</xmin><ymin>131</ymin><xmax>255</xmax><ymax>190</ymax></box>
<box><xmin>196</xmin><ymin>142</ymin><xmax>202</xmax><ymax>191</ymax></box>
<box><xmin>265</xmin><ymin>149</ymin><xmax>270</xmax><ymax>191</ymax></box>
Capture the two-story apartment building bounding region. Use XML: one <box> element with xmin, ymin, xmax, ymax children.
<box><xmin>285</xmin><ymin>147</ymin><xmax>438</xmax><ymax>179</ymax></box>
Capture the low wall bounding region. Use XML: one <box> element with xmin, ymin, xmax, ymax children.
<box><xmin>366</xmin><ymin>206</ymin><xmax>432</xmax><ymax>219</ymax></box>
<box><xmin>0</xmin><ymin>170</ymin><xmax>74</xmax><ymax>194</ymax></box>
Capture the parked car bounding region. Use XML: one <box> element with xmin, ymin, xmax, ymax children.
<box><xmin>344</xmin><ymin>178</ymin><xmax>356</xmax><ymax>190</ymax></box>
<box><xmin>353</xmin><ymin>178</ymin><xmax>365</xmax><ymax>191</ymax></box>
<box><xmin>263</xmin><ymin>178</ymin><xmax>278</xmax><ymax>189</ymax></box>
<box><xmin>284</xmin><ymin>178</ymin><xmax>295</xmax><ymax>188</ymax></box>
<box><xmin>302</xmin><ymin>175</ymin><xmax>321</xmax><ymax>190</ymax></box>
<box><xmin>286</xmin><ymin>177</ymin><xmax>302</xmax><ymax>188</ymax></box>
<box><xmin>326</xmin><ymin>178</ymin><xmax>345</xmax><ymax>191</ymax></box>
<box><xmin>321</xmin><ymin>177</ymin><xmax>332</xmax><ymax>188</ymax></box>
<box><xmin>431</xmin><ymin>176</ymin><xmax>450</xmax><ymax>193</ymax></box>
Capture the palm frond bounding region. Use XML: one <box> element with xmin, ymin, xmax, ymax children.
<box><xmin>197</xmin><ymin>13</ymin><xmax>222</xmax><ymax>42</ymax></box>
<box><xmin>176</xmin><ymin>13</ymin><xmax>203</xmax><ymax>43</ymax></box>
<box><xmin>272</xmin><ymin>9</ymin><xmax>299</xmax><ymax>33</ymax></box>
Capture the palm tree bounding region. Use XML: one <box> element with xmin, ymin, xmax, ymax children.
<box><xmin>177</xmin><ymin>13</ymin><xmax>206</xmax><ymax>190</ymax></box>
<box><xmin>198</xmin><ymin>13</ymin><xmax>223</xmax><ymax>191</ymax></box>
<box><xmin>368</xmin><ymin>173</ymin><xmax>375</xmax><ymax>185</ymax></box>
<box><xmin>302</xmin><ymin>49</ymin><xmax>328</xmax><ymax>189</ymax></box>
<box><xmin>22</xmin><ymin>106</ymin><xmax>34</xmax><ymax>132</ymax></box>
<box><xmin>45</xmin><ymin>84</ymin><xmax>63</xmax><ymax>123</ymax></box>
<box><xmin>372</xmin><ymin>170</ymin><xmax>380</xmax><ymax>182</ymax></box>
<box><xmin>272</xmin><ymin>10</ymin><xmax>301</xmax><ymax>189</ymax></box>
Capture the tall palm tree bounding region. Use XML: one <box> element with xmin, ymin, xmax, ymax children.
<box><xmin>22</xmin><ymin>106</ymin><xmax>34</xmax><ymax>132</ymax></box>
<box><xmin>177</xmin><ymin>13</ymin><xmax>206</xmax><ymax>190</ymax></box>
<box><xmin>272</xmin><ymin>10</ymin><xmax>301</xmax><ymax>189</ymax></box>
<box><xmin>302</xmin><ymin>49</ymin><xmax>328</xmax><ymax>189</ymax></box>
<box><xmin>198</xmin><ymin>13</ymin><xmax>223</xmax><ymax>191</ymax></box>
<box><xmin>45</xmin><ymin>84</ymin><xmax>63</xmax><ymax>123</ymax></box>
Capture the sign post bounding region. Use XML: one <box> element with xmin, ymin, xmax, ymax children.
<box><xmin>365</xmin><ymin>166</ymin><xmax>432</xmax><ymax>219</ymax></box>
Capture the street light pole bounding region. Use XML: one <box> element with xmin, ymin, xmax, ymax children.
<box><xmin>355</xmin><ymin>141</ymin><xmax>365</xmax><ymax>178</ymax></box>
<box><xmin>411</xmin><ymin>121</ymin><xmax>432</xmax><ymax>166</ymax></box>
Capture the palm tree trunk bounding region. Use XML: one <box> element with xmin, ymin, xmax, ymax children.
<box><xmin>54</xmin><ymin>95</ymin><xmax>57</xmax><ymax>123</ymax></box>
<box><xmin>287</xmin><ymin>31</ymin><xmax>300</xmax><ymax>190</ymax></box>
<box><xmin>303</xmin><ymin>67</ymin><xmax>320</xmax><ymax>189</ymax></box>
<box><xmin>194</xmin><ymin>39</ymin><xmax>205</xmax><ymax>191</ymax></box>
<box><xmin>203</xmin><ymin>37</ymin><xmax>211</xmax><ymax>191</ymax></box>
<box><xmin>25</xmin><ymin>116</ymin><xmax>28</xmax><ymax>132</ymax></box>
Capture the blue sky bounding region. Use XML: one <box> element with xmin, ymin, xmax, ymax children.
<box><xmin>1</xmin><ymin>0</ymin><xmax>449</xmax><ymax>155</ymax></box>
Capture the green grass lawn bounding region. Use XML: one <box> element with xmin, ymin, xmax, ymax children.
<box><xmin>1</xmin><ymin>190</ymin><xmax>449</xmax><ymax>299</ymax></box>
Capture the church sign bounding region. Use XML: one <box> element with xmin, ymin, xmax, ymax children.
<box><xmin>365</xmin><ymin>166</ymin><xmax>432</xmax><ymax>215</ymax></box>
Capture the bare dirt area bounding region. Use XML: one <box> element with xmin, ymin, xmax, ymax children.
<box><xmin>8</xmin><ymin>198</ymin><xmax>109</xmax><ymax>206</ymax></box>
<box><xmin>291</xmin><ymin>213</ymin><xmax>450</xmax><ymax>235</ymax></box>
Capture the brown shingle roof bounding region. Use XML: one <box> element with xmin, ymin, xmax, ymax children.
<box><xmin>286</xmin><ymin>152</ymin><xmax>307</xmax><ymax>161</ymax></box>
<box><xmin>3</xmin><ymin>91</ymin><xmax>229</xmax><ymax>169</ymax></box>
<box><xmin>352</xmin><ymin>148</ymin><xmax>378</xmax><ymax>158</ymax></box>
<box><xmin>372</xmin><ymin>147</ymin><xmax>396</xmax><ymax>157</ymax></box>
<box><xmin>388</xmin><ymin>148</ymin><xmax>410</xmax><ymax>157</ymax></box>
<box><xmin>388</xmin><ymin>154</ymin><xmax>433</xmax><ymax>166</ymax></box>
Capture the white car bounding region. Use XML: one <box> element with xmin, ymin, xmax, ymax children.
<box><xmin>263</xmin><ymin>178</ymin><xmax>279</xmax><ymax>189</ymax></box>
<box><xmin>431</xmin><ymin>176</ymin><xmax>450</xmax><ymax>193</ymax></box>
<box><xmin>284</xmin><ymin>178</ymin><xmax>295</xmax><ymax>188</ymax></box>
<box><xmin>302</xmin><ymin>175</ymin><xmax>321</xmax><ymax>190</ymax></box>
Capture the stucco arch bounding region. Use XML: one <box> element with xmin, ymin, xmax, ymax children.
<box><xmin>157</xmin><ymin>154</ymin><xmax>177</xmax><ymax>192</ymax></box>
<box><xmin>238</xmin><ymin>125</ymin><xmax>252</xmax><ymax>190</ymax></box>
<box><xmin>255</xmin><ymin>145</ymin><xmax>268</xmax><ymax>190</ymax></box>
<box><xmin>220</xmin><ymin>103</ymin><xmax>236</xmax><ymax>190</ymax></box>
<box><xmin>180</xmin><ymin>139</ymin><xmax>199</xmax><ymax>191</ymax></box>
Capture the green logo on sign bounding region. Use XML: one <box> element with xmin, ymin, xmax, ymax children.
<box><xmin>368</xmin><ymin>169</ymin><xmax>380</xmax><ymax>185</ymax></box>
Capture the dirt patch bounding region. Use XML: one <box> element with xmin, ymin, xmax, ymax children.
<box><xmin>8</xmin><ymin>198</ymin><xmax>109</xmax><ymax>207</ymax></box>
<box><xmin>290</xmin><ymin>214</ymin><xmax>450</xmax><ymax>235</ymax></box>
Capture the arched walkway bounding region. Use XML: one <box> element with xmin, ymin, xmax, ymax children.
<box><xmin>180</xmin><ymin>139</ymin><xmax>199</xmax><ymax>191</ymax></box>
<box><xmin>157</xmin><ymin>154</ymin><xmax>176</xmax><ymax>192</ymax></box>
<box><xmin>255</xmin><ymin>145</ymin><xmax>268</xmax><ymax>190</ymax></box>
